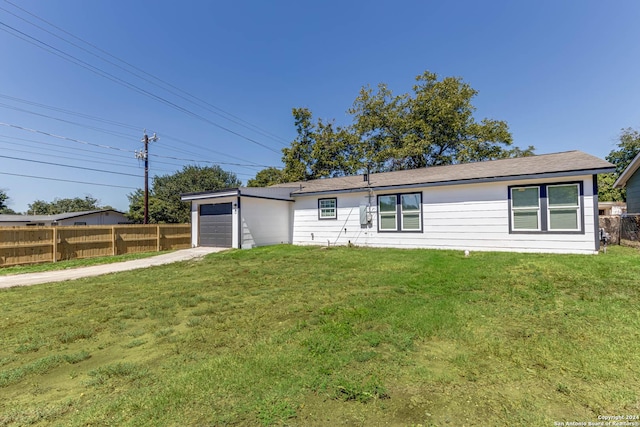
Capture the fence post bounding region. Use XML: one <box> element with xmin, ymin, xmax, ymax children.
<box><xmin>52</xmin><ymin>227</ymin><xmax>57</xmax><ymax>263</ymax></box>
<box><xmin>112</xmin><ymin>226</ymin><xmax>117</xmax><ymax>256</ymax></box>
<box><xmin>157</xmin><ymin>225</ymin><xmax>161</xmax><ymax>252</ymax></box>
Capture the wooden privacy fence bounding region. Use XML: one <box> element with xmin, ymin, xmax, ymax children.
<box><xmin>0</xmin><ymin>224</ymin><xmax>191</xmax><ymax>267</ymax></box>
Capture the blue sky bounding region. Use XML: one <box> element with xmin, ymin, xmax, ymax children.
<box><xmin>1</xmin><ymin>0</ymin><xmax>639</xmax><ymax>213</ymax></box>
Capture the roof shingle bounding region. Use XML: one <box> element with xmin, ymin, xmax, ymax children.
<box><xmin>272</xmin><ymin>151</ymin><xmax>613</xmax><ymax>195</ymax></box>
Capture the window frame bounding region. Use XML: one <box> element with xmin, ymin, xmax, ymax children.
<box><xmin>318</xmin><ymin>198</ymin><xmax>337</xmax><ymax>220</ymax></box>
<box><xmin>377</xmin><ymin>192</ymin><xmax>423</xmax><ymax>233</ymax></box>
<box><xmin>547</xmin><ymin>183</ymin><xmax>581</xmax><ymax>231</ymax></box>
<box><xmin>508</xmin><ymin>182</ymin><xmax>584</xmax><ymax>234</ymax></box>
<box><xmin>510</xmin><ymin>186</ymin><xmax>541</xmax><ymax>232</ymax></box>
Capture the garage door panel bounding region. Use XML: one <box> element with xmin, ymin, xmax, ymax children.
<box><xmin>199</xmin><ymin>203</ymin><xmax>233</xmax><ymax>247</ymax></box>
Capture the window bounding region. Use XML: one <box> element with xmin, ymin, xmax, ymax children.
<box><xmin>378</xmin><ymin>193</ymin><xmax>422</xmax><ymax>232</ymax></box>
<box><xmin>509</xmin><ymin>182</ymin><xmax>582</xmax><ymax>233</ymax></box>
<box><xmin>547</xmin><ymin>184</ymin><xmax>579</xmax><ymax>230</ymax></box>
<box><xmin>318</xmin><ymin>198</ymin><xmax>337</xmax><ymax>220</ymax></box>
<box><xmin>511</xmin><ymin>187</ymin><xmax>540</xmax><ymax>231</ymax></box>
<box><xmin>379</xmin><ymin>195</ymin><xmax>397</xmax><ymax>230</ymax></box>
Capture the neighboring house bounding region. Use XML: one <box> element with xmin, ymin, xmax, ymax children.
<box><xmin>182</xmin><ymin>151</ymin><xmax>614</xmax><ymax>255</ymax></box>
<box><xmin>613</xmin><ymin>151</ymin><xmax>640</xmax><ymax>214</ymax></box>
<box><xmin>598</xmin><ymin>201</ymin><xmax>627</xmax><ymax>216</ymax></box>
<box><xmin>0</xmin><ymin>209</ymin><xmax>129</xmax><ymax>227</ymax></box>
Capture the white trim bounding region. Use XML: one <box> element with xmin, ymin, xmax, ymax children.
<box><xmin>511</xmin><ymin>186</ymin><xmax>541</xmax><ymax>231</ymax></box>
<box><xmin>181</xmin><ymin>191</ymin><xmax>239</xmax><ymax>201</ymax></box>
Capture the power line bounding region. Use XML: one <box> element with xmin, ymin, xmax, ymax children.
<box><xmin>0</xmin><ymin>141</ymin><xmax>138</xmax><ymax>169</ymax></box>
<box><xmin>0</xmin><ymin>101</ymin><xmax>137</xmax><ymax>140</ymax></box>
<box><xmin>0</xmin><ymin>19</ymin><xmax>282</xmax><ymax>154</ymax></box>
<box><xmin>0</xmin><ymin>154</ymin><xmax>142</xmax><ymax>177</ymax></box>
<box><xmin>0</xmin><ymin>121</ymin><xmax>134</xmax><ymax>153</ymax></box>
<box><xmin>0</xmin><ymin>94</ymin><xmax>271</xmax><ymax>167</ymax></box>
<box><xmin>0</xmin><ymin>92</ymin><xmax>140</xmax><ymax>131</ymax></box>
<box><xmin>1</xmin><ymin>0</ymin><xmax>290</xmax><ymax>146</ymax></box>
<box><xmin>0</xmin><ymin>171</ymin><xmax>137</xmax><ymax>189</ymax></box>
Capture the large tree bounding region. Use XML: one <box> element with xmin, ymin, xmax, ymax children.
<box><xmin>27</xmin><ymin>196</ymin><xmax>107</xmax><ymax>215</ymax></box>
<box><xmin>273</xmin><ymin>70</ymin><xmax>534</xmax><ymax>184</ymax></box>
<box><xmin>598</xmin><ymin>127</ymin><xmax>640</xmax><ymax>201</ymax></box>
<box><xmin>128</xmin><ymin>165</ymin><xmax>241</xmax><ymax>223</ymax></box>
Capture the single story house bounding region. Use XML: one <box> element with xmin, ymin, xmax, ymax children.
<box><xmin>181</xmin><ymin>151</ymin><xmax>614</xmax><ymax>254</ymax></box>
<box><xmin>613</xmin><ymin>151</ymin><xmax>640</xmax><ymax>214</ymax></box>
<box><xmin>597</xmin><ymin>201</ymin><xmax>626</xmax><ymax>216</ymax></box>
<box><xmin>0</xmin><ymin>209</ymin><xmax>129</xmax><ymax>227</ymax></box>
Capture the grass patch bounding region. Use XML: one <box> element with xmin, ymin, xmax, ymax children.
<box><xmin>0</xmin><ymin>244</ymin><xmax>639</xmax><ymax>425</ymax></box>
<box><xmin>0</xmin><ymin>250</ymin><xmax>171</xmax><ymax>276</ymax></box>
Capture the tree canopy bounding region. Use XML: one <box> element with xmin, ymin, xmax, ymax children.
<box><xmin>127</xmin><ymin>165</ymin><xmax>241</xmax><ymax>223</ymax></box>
<box><xmin>0</xmin><ymin>190</ymin><xmax>8</xmax><ymax>212</ymax></box>
<box><xmin>598</xmin><ymin>127</ymin><xmax>640</xmax><ymax>202</ymax></box>
<box><xmin>0</xmin><ymin>190</ymin><xmax>16</xmax><ymax>214</ymax></box>
<box><xmin>246</xmin><ymin>167</ymin><xmax>287</xmax><ymax>187</ymax></box>
<box><xmin>27</xmin><ymin>196</ymin><xmax>108</xmax><ymax>215</ymax></box>
<box><xmin>267</xmin><ymin>70</ymin><xmax>535</xmax><ymax>184</ymax></box>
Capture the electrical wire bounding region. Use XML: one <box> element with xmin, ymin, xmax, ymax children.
<box><xmin>0</xmin><ymin>94</ymin><xmax>272</xmax><ymax>167</ymax></box>
<box><xmin>0</xmin><ymin>92</ymin><xmax>140</xmax><ymax>131</ymax></box>
<box><xmin>0</xmin><ymin>171</ymin><xmax>137</xmax><ymax>189</ymax></box>
<box><xmin>0</xmin><ymin>141</ymin><xmax>138</xmax><ymax>169</ymax></box>
<box><xmin>1</xmin><ymin>0</ymin><xmax>290</xmax><ymax>146</ymax></box>
<box><xmin>0</xmin><ymin>154</ymin><xmax>143</xmax><ymax>177</ymax></box>
<box><xmin>0</xmin><ymin>102</ymin><xmax>137</xmax><ymax>140</ymax></box>
<box><xmin>0</xmin><ymin>121</ymin><xmax>134</xmax><ymax>153</ymax></box>
<box><xmin>0</xmin><ymin>19</ymin><xmax>282</xmax><ymax>154</ymax></box>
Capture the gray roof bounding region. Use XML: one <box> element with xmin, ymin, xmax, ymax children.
<box><xmin>273</xmin><ymin>150</ymin><xmax>614</xmax><ymax>195</ymax></box>
<box><xmin>0</xmin><ymin>209</ymin><xmax>126</xmax><ymax>223</ymax></box>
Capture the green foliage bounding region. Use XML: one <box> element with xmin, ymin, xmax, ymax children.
<box><xmin>599</xmin><ymin>127</ymin><xmax>640</xmax><ymax>201</ymax></box>
<box><xmin>0</xmin><ymin>189</ymin><xmax>18</xmax><ymax>214</ymax></box>
<box><xmin>0</xmin><ymin>190</ymin><xmax>8</xmax><ymax>212</ymax></box>
<box><xmin>606</xmin><ymin>127</ymin><xmax>640</xmax><ymax>175</ymax></box>
<box><xmin>246</xmin><ymin>167</ymin><xmax>287</xmax><ymax>187</ymax></box>
<box><xmin>279</xmin><ymin>70</ymin><xmax>533</xmax><ymax>181</ymax></box>
<box><xmin>128</xmin><ymin>165</ymin><xmax>241</xmax><ymax>223</ymax></box>
<box><xmin>26</xmin><ymin>195</ymin><xmax>106</xmax><ymax>215</ymax></box>
<box><xmin>598</xmin><ymin>173</ymin><xmax>625</xmax><ymax>202</ymax></box>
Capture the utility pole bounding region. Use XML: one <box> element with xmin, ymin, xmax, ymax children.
<box><xmin>135</xmin><ymin>131</ymin><xmax>158</xmax><ymax>224</ymax></box>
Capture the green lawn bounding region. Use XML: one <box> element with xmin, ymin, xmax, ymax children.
<box><xmin>1</xmin><ymin>245</ymin><xmax>639</xmax><ymax>426</ymax></box>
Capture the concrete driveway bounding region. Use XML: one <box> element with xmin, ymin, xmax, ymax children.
<box><xmin>0</xmin><ymin>247</ymin><xmax>224</xmax><ymax>289</ymax></box>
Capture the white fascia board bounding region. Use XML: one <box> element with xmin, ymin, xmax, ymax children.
<box><xmin>181</xmin><ymin>190</ymin><xmax>239</xmax><ymax>201</ymax></box>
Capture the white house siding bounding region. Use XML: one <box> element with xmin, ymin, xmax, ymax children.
<box><xmin>292</xmin><ymin>175</ymin><xmax>598</xmax><ymax>254</ymax></box>
<box><xmin>240</xmin><ymin>197</ymin><xmax>292</xmax><ymax>248</ymax></box>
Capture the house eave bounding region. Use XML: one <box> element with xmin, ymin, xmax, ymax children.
<box><xmin>613</xmin><ymin>151</ymin><xmax>640</xmax><ymax>188</ymax></box>
<box><xmin>181</xmin><ymin>190</ymin><xmax>240</xmax><ymax>201</ymax></box>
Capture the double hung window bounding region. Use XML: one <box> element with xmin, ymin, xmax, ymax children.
<box><xmin>378</xmin><ymin>193</ymin><xmax>422</xmax><ymax>232</ymax></box>
<box><xmin>318</xmin><ymin>198</ymin><xmax>337</xmax><ymax>220</ymax></box>
<box><xmin>509</xmin><ymin>183</ymin><xmax>582</xmax><ymax>233</ymax></box>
